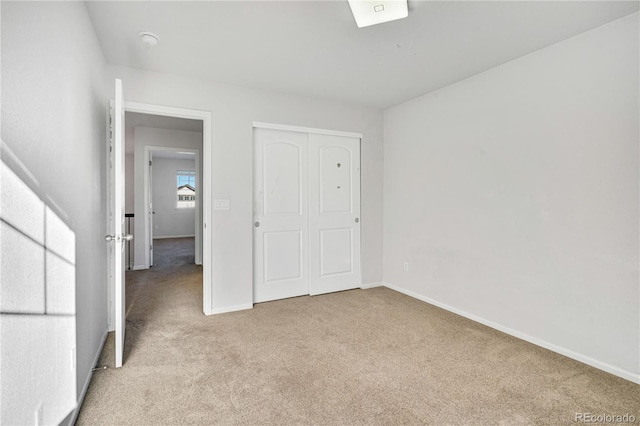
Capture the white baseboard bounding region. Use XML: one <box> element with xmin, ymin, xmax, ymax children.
<box><xmin>383</xmin><ymin>282</ymin><xmax>640</xmax><ymax>385</ymax></box>
<box><xmin>132</xmin><ymin>265</ymin><xmax>147</xmax><ymax>271</ymax></box>
<box><xmin>361</xmin><ymin>281</ymin><xmax>383</xmax><ymax>289</ymax></box>
<box><xmin>209</xmin><ymin>303</ymin><xmax>253</xmax><ymax>315</ymax></box>
<box><xmin>153</xmin><ymin>235</ymin><xmax>195</xmax><ymax>239</ymax></box>
<box><xmin>68</xmin><ymin>328</ymin><xmax>109</xmax><ymax>425</ymax></box>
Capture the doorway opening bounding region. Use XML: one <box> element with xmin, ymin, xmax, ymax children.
<box><xmin>145</xmin><ymin>146</ymin><xmax>201</xmax><ymax>269</ymax></box>
<box><xmin>107</xmin><ymin>102</ymin><xmax>213</xmax><ymax>336</ymax></box>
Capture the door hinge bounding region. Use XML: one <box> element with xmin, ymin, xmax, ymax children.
<box><xmin>149</xmin><ymin>160</ymin><xmax>152</xmax><ymax>166</ymax></box>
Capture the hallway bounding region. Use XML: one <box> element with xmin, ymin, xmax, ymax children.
<box><xmin>126</xmin><ymin>237</ymin><xmax>202</xmax><ymax>324</ymax></box>
<box><xmin>119</xmin><ymin>237</ymin><xmax>202</xmax><ymax>363</ymax></box>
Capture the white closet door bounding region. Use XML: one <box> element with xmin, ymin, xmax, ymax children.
<box><xmin>253</xmin><ymin>128</ymin><xmax>309</xmax><ymax>303</ymax></box>
<box><xmin>308</xmin><ymin>133</ymin><xmax>361</xmax><ymax>295</ymax></box>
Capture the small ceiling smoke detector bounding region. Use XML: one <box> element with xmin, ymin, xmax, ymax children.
<box><xmin>348</xmin><ymin>0</ymin><xmax>408</xmax><ymax>28</ymax></box>
<box><xmin>138</xmin><ymin>32</ymin><xmax>159</xmax><ymax>47</ymax></box>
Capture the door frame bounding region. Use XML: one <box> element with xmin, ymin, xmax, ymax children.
<box><xmin>144</xmin><ymin>146</ymin><xmax>201</xmax><ymax>266</ymax></box>
<box><xmin>107</xmin><ymin>101</ymin><xmax>214</xmax><ymax>327</ymax></box>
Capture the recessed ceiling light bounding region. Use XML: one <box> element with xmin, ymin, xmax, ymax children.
<box><xmin>347</xmin><ymin>0</ymin><xmax>408</xmax><ymax>28</ymax></box>
<box><xmin>138</xmin><ymin>32</ymin><xmax>159</xmax><ymax>47</ymax></box>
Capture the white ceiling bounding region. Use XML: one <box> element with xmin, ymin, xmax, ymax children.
<box><xmin>87</xmin><ymin>1</ymin><xmax>639</xmax><ymax>109</ymax></box>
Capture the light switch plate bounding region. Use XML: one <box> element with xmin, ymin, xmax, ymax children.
<box><xmin>214</xmin><ymin>199</ymin><xmax>230</xmax><ymax>210</ymax></box>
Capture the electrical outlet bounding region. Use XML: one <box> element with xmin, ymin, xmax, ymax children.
<box><xmin>403</xmin><ymin>262</ymin><xmax>409</xmax><ymax>272</ymax></box>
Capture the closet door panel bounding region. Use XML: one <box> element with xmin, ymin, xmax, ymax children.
<box><xmin>253</xmin><ymin>128</ymin><xmax>309</xmax><ymax>303</ymax></box>
<box><xmin>309</xmin><ymin>133</ymin><xmax>361</xmax><ymax>296</ymax></box>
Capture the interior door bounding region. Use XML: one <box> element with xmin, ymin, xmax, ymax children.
<box><xmin>107</xmin><ymin>78</ymin><xmax>129</xmax><ymax>368</ymax></box>
<box><xmin>253</xmin><ymin>128</ymin><xmax>309</xmax><ymax>303</ymax></box>
<box><xmin>308</xmin><ymin>133</ymin><xmax>361</xmax><ymax>295</ymax></box>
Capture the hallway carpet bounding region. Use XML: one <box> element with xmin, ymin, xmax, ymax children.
<box><xmin>77</xmin><ymin>238</ymin><xmax>638</xmax><ymax>425</ymax></box>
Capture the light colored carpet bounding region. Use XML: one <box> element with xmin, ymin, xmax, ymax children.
<box><xmin>77</xmin><ymin>238</ymin><xmax>639</xmax><ymax>425</ymax></box>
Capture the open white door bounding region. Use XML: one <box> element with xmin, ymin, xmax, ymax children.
<box><xmin>106</xmin><ymin>79</ymin><xmax>130</xmax><ymax>368</ymax></box>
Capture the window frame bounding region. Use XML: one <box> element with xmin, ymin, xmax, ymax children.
<box><xmin>176</xmin><ymin>170</ymin><xmax>196</xmax><ymax>209</ymax></box>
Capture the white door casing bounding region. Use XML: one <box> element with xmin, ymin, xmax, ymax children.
<box><xmin>308</xmin><ymin>133</ymin><xmax>361</xmax><ymax>295</ymax></box>
<box><xmin>253</xmin><ymin>128</ymin><xmax>309</xmax><ymax>303</ymax></box>
<box><xmin>122</xmin><ymin>102</ymin><xmax>211</xmax><ymax>316</ymax></box>
<box><xmin>253</xmin><ymin>125</ymin><xmax>361</xmax><ymax>303</ymax></box>
<box><xmin>148</xmin><ymin>158</ymin><xmax>154</xmax><ymax>267</ymax></box>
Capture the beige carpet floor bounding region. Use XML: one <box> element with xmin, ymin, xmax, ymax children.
<box><xmin>77</xmin><ymin>238</ymin><xmax>638</xmax><ymax>425</ymax></box>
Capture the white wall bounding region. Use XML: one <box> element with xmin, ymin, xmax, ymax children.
<box><xmin>125</xmin><ymin>153</ymin><xmax>135</xmax><ymax>213</ymax></box>
<box><xmin>125</xmin><ymin>153</ymin><xmax>135</xmax><ymax>268</ymax></box>
<box><xmin>132</xmin><ymin>127</ymin><xmax>202</xmax><ymax>269</ymax></box>
<box><xmin>1</xmin><ymin>163</ymin><xmax>77</xmax><ymax>425</ymax></box>
<box><xmin>152</xmin><ymin>157</ymin><xmax>196</xmax><ymax>238</ymax></box>
<box><xmin>106</xmin><ymin>65</ymin><xmax>384</xmax><ymax>312</ymax></box>
<box><xmin>1</xmin><ymin>1</ymin><xmax>108</xmax><ymax>422</ymax></box>
<box><xmin>383</xmin><ymin>13</ymin><xmax>639</xmax><ymax>381</ymax></box>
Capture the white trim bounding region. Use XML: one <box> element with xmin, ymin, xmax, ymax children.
<box><xmin>253</xmin><ymin>121</ymin><xmax>362</xmax><ymax>139</ymax></box>
<box><xmin>144</xmin><ymin>146</ymin><xmax>201</xmax><ymax>266</ymax></box>
<box><xmin>383</xmin><ymin>282</ymin><xmax>640</xmax><ymax>384</ymax></box>
<box><xmin>153</xmin><ymin>235</ymin><xmax>196</xmax><ymax>239</ymax></box>
<box><xmin>211</xmin><ymin>304</ymin><xmax>253</xmax><ymax>315</ymax></box>
<box><xmin>68</xmin><ymin>328</ymin><xmax>108</xmax><ymax>426</ymax></box>
<box><xmin>122</xmin><ymin>101</ymin><xmax>214</xmax><ymax>316</ymax></box>
<box><xmin>360</xmin><ymin>282</ymin><xmax>383</xmax><ymax>289</ymax></box>
<box><xmin>132</xmin><ymin>265</ymin><xmax>147</xmax><ymax>271</ymax></box>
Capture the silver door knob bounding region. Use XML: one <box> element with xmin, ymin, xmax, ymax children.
<box><xmin>255</xmin><ymin>222</ymin><xmax>260</xmax><ymax>227</ymax></box>
<box><xmin>355</xmin><ymin>218</ymin><xmax>359</xmax><ymax>223</ymax></box>
<box><xmin>124</xmin><ymin>234</ymin><xmax>133</xmax><ymax>241</ymax></box>
<box><xmin>105</xmin><ymin>235</ymin><xmax>115</xmax><ymax>242</ymax></box>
